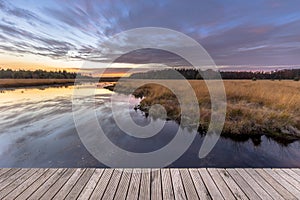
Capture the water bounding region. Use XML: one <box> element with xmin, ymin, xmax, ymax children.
<box><xmin>0</xmin><ymin>84</ymin><xmax>299</xmax><ymax>168</ymax></box>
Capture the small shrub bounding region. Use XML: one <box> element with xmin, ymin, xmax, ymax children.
<box><xmin>228</xmin><ymin>108</ymin><xmax>244</xmax><ymax>120</ymax></box>
<box><xmin>294</xmin><ymin>76</ymin><xmax>299</xmax><ymax>81</ymax></box>
<box><xmin>252</xmin><ymin>77</ymin><xmax>257</xmax><ymax>81</ymax></box>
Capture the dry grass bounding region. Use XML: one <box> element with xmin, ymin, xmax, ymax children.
<box><xmin>114</xmin><ymin>80</ymin><xmax>300</xmax><ymax>137</ymax></box>
<box><xmin>223</xmin><ymin>80</ymin><xmax>300</xmax><ymax>112</ymax></box>
<box><xmin>221</xmin><ymin>81</ymin><xmax>300</xmax><ymax>135</ymax></box>
<box><xmin>0</xmin><ymin>79</ymin><xmax>75</xmax><ymax>88</ymax></box>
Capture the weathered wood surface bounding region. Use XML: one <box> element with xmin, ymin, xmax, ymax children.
<box><xmin>0</xmin><ymin>168</ymin><xmax>299</xmax><ymax>199</ymax></box>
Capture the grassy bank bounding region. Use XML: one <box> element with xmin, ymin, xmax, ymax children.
<box><xmin>0</xmin><ymin>79</ymin><xmax>75</xmax><ymax>88</ymax></box>
<box><xmin>109</xmin><ymin>80</ymin><xmax>300</xmax><ymax>140</ymax></box>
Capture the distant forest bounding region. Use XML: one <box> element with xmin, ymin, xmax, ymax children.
<box><xmin>1</xmin><ymin>68</ymin><xmax>299</xmax><ymax>80</ymax></box>
<box><xmin>0</xmin><ymin>68</ymin><xmax>86</xmax><ymax>79</ymax></box>
<box><xmin>130</xmin><ymin>68</ymin><xmax>300</xmax><ymax>80</ymax></box>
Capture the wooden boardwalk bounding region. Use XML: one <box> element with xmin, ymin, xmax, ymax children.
<box><xmin>0</xmin><ymin>168</ymin><xmax>299</xmax><ymax>199</ymax></box>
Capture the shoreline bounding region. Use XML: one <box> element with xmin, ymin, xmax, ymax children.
<box><xmin>0</xmin><ymin>79</ymin><xmax>75</xmax><ymax>88</ymax></box>
<box><xmin>0</xmin><ymin>77</ymin><xmax>120</xmax><ymax>89</ymax></box>
<box><xmin>105</xmin><ymin>80</ymin><xmax>300</xmax><ymax>142</ymax></box>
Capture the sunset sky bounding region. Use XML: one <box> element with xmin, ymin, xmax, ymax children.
<box><xmin>0</xmin><ymin>0</ymin><xmax>300</xmax><ymax>74</ymax></box>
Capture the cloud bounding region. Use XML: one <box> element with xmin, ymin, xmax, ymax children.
<box><xmin>0</xmin><ymin>0</ymin><xmax>48</xmax><ymax>25</ymax></box>
<box><xmin>238</xmin><ymin>45</ymin><xmax>268</xmax><ymax>52</ymax></box>
<box><xmin>0</xmin><ymin>22</ymin><xmax>77</xmax><ymax>58</ymax></box>
<box><xmin>0</xmin><ymin>0</ymin><xmax>300</xmax><ymax>66</ymax></box>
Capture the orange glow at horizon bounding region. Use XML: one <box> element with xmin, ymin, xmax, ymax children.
<box><xmin>0</xmin><ymin>60</ymin><xmax>130</xmax><ymax>77</ymax></box>
<box><xmin>0</xmin><ymin>61</ymin><xmax>77</xmax><ymax>72</ymax></box>
<box><xmin>0</xmin><ymin>54</ymin><xmax>150</xmax><ymax>77</ymax></box>
<box><xmin>96</xmin><ymin>73</ymin><xmax>129</xmax><ymax>77</ymax></box>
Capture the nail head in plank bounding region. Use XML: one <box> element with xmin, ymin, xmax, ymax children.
<box><xmin>207</xmin><ymin>168</ymin><xmax>235</xmax><ymax>200</ymax></box>
<box><xmin>217</xmin><ymin>169</ymin><xmax>248</xmax><ymax>200</ymax></box>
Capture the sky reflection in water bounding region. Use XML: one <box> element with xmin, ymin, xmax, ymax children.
<box><xmin>0</xmin><ymin>85</ymin><xmax>299</xmax><ymax>168</ymax></box>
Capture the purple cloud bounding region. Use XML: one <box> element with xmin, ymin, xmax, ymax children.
<box><xmin>0</xmin><ymin>0</ymin><xmax>300</xmax><ymax>67</ymax></box>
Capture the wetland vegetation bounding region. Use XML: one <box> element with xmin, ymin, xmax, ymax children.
<box><xmin>107</xmin><ymin>80</ymin><xmax>300</xmax><ymax>141</ymax></box>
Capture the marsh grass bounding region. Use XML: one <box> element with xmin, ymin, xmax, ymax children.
<box><xmin>0</xmin><ymin>79</ymin><xmax>75</xmax><ymax>88</ymax></box>
<box><xmin>113</xmin><ymin>80</ymin><xmax>300</xmax><ymax>138</ymax></box>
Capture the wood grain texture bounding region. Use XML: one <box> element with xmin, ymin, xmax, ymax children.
<box><xmin>0</xmin><ymin>168</ymin><xmax>299</xmax><ymax>199</ymax></box>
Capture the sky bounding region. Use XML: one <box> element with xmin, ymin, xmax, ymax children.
<box><xmin>0</xmin><ymin>0</ymin><xmax>300</xmax><ymax>74</ymax></box>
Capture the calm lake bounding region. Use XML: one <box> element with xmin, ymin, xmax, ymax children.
<box><xmin>0</xmin><ymin>84</ymin><xmax>300</xmax><ymax>168</ymax></box>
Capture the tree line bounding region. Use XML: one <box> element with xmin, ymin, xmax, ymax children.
<box><xmin>129</xmin><ymin>68</ymin><xmax>300</xmax><ymax>81</ymax></box>
<box><xmin>0</xmin><ymin>68</ymin><xmax>87</xmax><ymax>79</ymax></box>
<box><xmin>2</xmin><ymin>67</ymin><xmax>299</xmax><ymax>80</ymax></box>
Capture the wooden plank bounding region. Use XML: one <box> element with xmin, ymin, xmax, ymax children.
<box><xmin>264</xmin><ymin>168</ymin><xmax>300</xmax><ymax>198</ymax></box>
<box><xmin>3</xmin><ymin>168</ymin><xmax>48</xmax><ymax>199</ymax></box>
<box><xmin>0</xmin><ymin>169</ymin><xmax>24</xmax><ymax>185</ymax></box>
<box><xmin>280</xmin><ymin>169</ymin><xmax>300</xmax><ymax>184</ymax></box>
<box><xmin>199</xmin><ymin>168</ymin><xmax>224</xmax><ymax>200</ymax></box>
<box><xmin>189</xmin><ymin>168</ymin><xmax>211</xmax><ymax>200</ymax></box>
<box><xmin>235</xmin><ymin>169</ymin><xmax>272</xmax><ymax>200</ymax></box>
<box><xmin>255</xmin><ymin>169</ymin><xmax>296</xmax><ymax>200</ymax></box>
<box><xmin>217</xmin><ymin>169</ymin><xmax>248</xmax><ymax>200</ymax></box>
<box><xmin>0</xmin><ymin>168</ymin><xmax>299</xmax><ymax>200</ymax></box>
<box><xmin>114</xmin><ymin>168</ymin><xmax>132</xmax><ymax>200</ymax></box>
<box><xmin>226</xmin><ymin>169</ymin><xmax>261</xmax><ymax>200</ymax></box>
<box><xmin>0</xmin><ymin>168</ymin><xmax>32</xmax><ymax>190</ymax></box>
<box><xmin>292</xmin><ymin>168</ymin><xmax>300</xmax><ymax>176</ymax></box>
<box><xmin>27</xmin><ymin>168</ymin><xmax>66</xmax><ymax>200</ymax></box>
<box><xmin>207</xmin><ymin>168</ymin><xmax>235</xmax><ymax>200</ymax></box>
<box><xmin>65</xmin><ymin>168</ymin><xmax>95</xmax><ymax>200</ymax></box>
<box><xmin>77</xmin><ymin>169</ymin><xmax>104</xmax><ymax>200</ymax></box>
<box><xmin>273</xmin><ymin>169</ymin><xmax>300</xmax><ymax>191</ymax></box>
<box><xmin>39</xmin><ymin>168</ymin><xmax>76</xmax><ymax>200</ymax></box>
<box><xmin>89</xmin><ymin>168</ymin><xmax>114</xmax><ymax>199</ymax></box>
<box><xmin>244</xmin><ymin>169</ymin><xmax>284</xmax><ymax>200</ymax></box>
<box><xmin>180</xmin><ymin>168</ymin><xmax>199</xmax><ymax>200</ymax></box>
<box><xmin>151</xmin><ymin>169</ymin><xmax>163</xmax><ymax>200</ymax></box>
<box><xmin>102</xmin><ymin>169</ymin><xmax>123</xmax><ymax>200</ymax></box>
<box><xmin>161</xmin><ymin>169</ymin><xmax>175</xmax><ymax>200</ymax></box>
<box><xmin>139</xmin><ymin>168</ymin><xmax>151</xmax><ymax>200</ymax></box>
<box><xmin>170</xmin><ymin>168</ymin><xmax>187</xmax><ymax>200</ymax></box>
<box><xmin>0</xmin><ymin>169</ymin><xmax>18</xmax><ymax>187</ymax></box>
<box><xmin>0</xmin><ymin>169</ymin><xmax>11</xmax><ymax>178</ymax></box>
<box><xmin>0</xmin><ymin>168</ymin><xmax>38</xmax><ymax>199</ymax></box>
<box><xmin>14</xmin><ymin>168</ymin><xmax>58</xmax><ymax>200</ymax></box>
<box><xmin>52</xmin><ymin>168</ymin><xmax>85</xmax><ymax>200</ymax></box>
